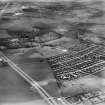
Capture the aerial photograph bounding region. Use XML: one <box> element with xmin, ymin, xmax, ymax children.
<box><xmin>1</xmin><ymin>0</ymin><xmax>105</xmax><ymax>105</ymax></box>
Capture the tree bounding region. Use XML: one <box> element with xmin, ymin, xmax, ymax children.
<box><xmin>67</xmin><ymin>1</ymin><xmax>87</xmax><ymax>10</ymax></box>
<box><xmin>33</xmin><ymin>22</ymin><xmax>55</xmax><ymax>36</ymax></box>
<box><xmin>44</xmin><ymin>2</ymin><xmax>65</xmax><ymax>12</ymax></box>
<box><xmin>90</xmin><ymin>10</ymin><xmax>104</xmax><ymax>18</ymax></box>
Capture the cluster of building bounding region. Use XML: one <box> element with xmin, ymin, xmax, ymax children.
<box><xmin>0</xmin><ymin>27</ymin><xmax>63</xmax><ymax>50</ymax></box>
<box><xmin>46</xmin><ymin>40</ymin><xmax>105</xmax><ymax>104</ymax></box>
<box><xmin>66</xmin><ymin>89</ymin><xmax>105</xmax><ymax>105</ymax></box>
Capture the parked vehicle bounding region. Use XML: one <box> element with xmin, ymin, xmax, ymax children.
<box><xmin>0</xmin><ymin>58</ymin><xmax>8</xmax><ymax>66</ymax></box>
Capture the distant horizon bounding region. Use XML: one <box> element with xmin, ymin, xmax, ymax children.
<box><xmin>0</xmin><ymin>0</ymin><xmax>103</xmax><ymax>2</ymax></box>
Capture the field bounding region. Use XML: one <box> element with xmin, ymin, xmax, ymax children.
<box><xmin>1</xmin><ymin>0</ymin><xmax>105</xmax><ymax>105</ymax></box>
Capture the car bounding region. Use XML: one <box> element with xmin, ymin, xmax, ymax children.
<box><xmin>0</xmin><ymin>58</ymin><xmax>8</xmax><ymax>66</ymax></box>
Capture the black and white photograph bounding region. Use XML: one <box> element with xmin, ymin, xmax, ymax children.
<box><xmin>1</xmin><ymin>0</ymin><xmax>105</xmax><ymax>105</ymax></box>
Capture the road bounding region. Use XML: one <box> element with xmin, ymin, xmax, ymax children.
<box><xmin>0</xmin><ymin>51</ymin><xmax>71</xmax><ymax>105</ymax></box>
<box><xmin>1</xmin><ymin>44</ymin><xmax>105</xmax><ymax>105</ymax></box>
<box><xmin>1</xmin><ymin>53</ymin><xmax>57</xmax><ymax>105</ymax></box>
